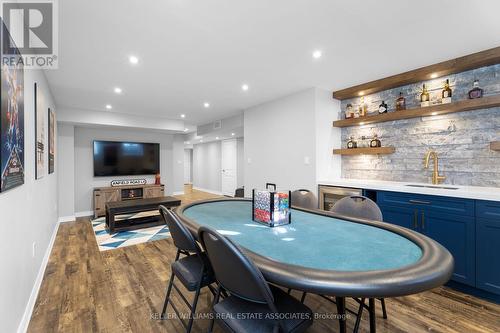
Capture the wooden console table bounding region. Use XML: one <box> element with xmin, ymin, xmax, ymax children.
<box><xmin>93</xmin><ymin>184</ymin><xmax>165</xmax><ymax>218</ymax></box>
<box><xmin>105</xmin><ymin>196</ymin><xmax>181</xmax><ymax>233</ymax></box>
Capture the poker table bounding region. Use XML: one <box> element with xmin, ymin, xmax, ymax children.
<box><xmin>176</xmin><ymin>198</ymin><xmax>453</xmax><ymax>331</ymax></box>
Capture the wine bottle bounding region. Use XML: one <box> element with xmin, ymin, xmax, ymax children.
<box><xmin>378</xmin><ymin>101</ymin><xmax>388</xmax><ymax>114</ymax></box>
<box><xmin>420</xmin><ymin>84</ymin><xmax>430</xmax><ymax>107</ymax></box>
<box><xmin>442</xmin><ymin>79</ymin><xmax>452</xmax><ymax>104</ymax></box>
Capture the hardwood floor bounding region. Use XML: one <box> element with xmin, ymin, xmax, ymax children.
<box><xmin>28</xmin><ymin>190</ymin><xmax>500</xmax><ymax>333</ymax></box>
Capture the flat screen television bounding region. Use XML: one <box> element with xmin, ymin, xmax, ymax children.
<box><xmin>93</xmin><ymin>140</ymin><xmax>160</xmax><ymax>177</ymax></box>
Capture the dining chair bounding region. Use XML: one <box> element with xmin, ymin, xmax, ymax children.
<box><xmin>159</xmin><ymin>206</ymin><xmax>215</xmax><ymax>333</ymax></box>
<box><xmin>198</xmin><ymin>226</ymin><xmax>313</xmax><ymax>333</ymax></box>
<box><xmin>331</xmin><ymin>195</ymin><xmax>388</xmax><ymax>332</ymax></box>
<box><xmin>291</xmin><ymin>189</ymin><xmax>318</xmax><ymax>210</ymax></box>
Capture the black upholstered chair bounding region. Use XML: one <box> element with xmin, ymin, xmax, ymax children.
<box><xmin>198</xmin><ymin>226</ymin><xmax>313</xmax><ymax>333</ymax></box>
<box><xmin>234</xmin><ymin>187</ymin><xmax>245</xmax><ymax>198</ymax></box>
<box><xmin>331</xmin><ymin>195</ymin><xmax>387</xmax><ymax>332</ymax></box>
<box><xmin>159</xmin><ymin>206</ymin><xmax>215</xmax><ymax>333</ymax></box>
<box><xmin>291</xmin><ymin>189</ymin><xmax>318</xmax><ymax>210</ymax></box>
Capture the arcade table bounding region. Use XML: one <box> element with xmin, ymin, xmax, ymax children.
<box><xmin>176</xmin><ymin>198</ymin><xmax>454</xmax><ymax>333</ymax></box>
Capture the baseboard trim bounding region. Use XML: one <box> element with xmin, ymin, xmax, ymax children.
<box><xmin>58</xmin><ymin>215</ymin><xmax>76</xmax><ymax>223</ymax></box>
<box><xmin>172</xmin><ymin>191</ymin><xmax>185</xmax><ymax>195</ymax></box>
<box><xmin>75</xmin><ymin>210</ymin><xmax>93</xmax><ymax>218</ymax></box>
<box><xmin>17</xmin><ymin>221</ymin><xmax>60</xmax><ymax>333</ymax></box>
<box><xmin>192</xmin><ymin>186</ymin><xmax>223</xmax><ymax>195</ymax></box>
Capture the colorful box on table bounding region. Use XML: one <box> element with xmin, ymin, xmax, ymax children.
<box><xmin>252</xmin><ymin>184</ymin><xmax>291</xmax><ymax>227</ymax></box>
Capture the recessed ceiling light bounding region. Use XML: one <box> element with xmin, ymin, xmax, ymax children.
<box><xmin>183</xmin><ymin>128</ymin><xmax>188</xmax><ymax>132</ymax></box>
<box><xmin>231</xmin><ymin>133</ymin><xmax>235</xmax><ymax>136</ymax></box>
<box><xmin>312</xmin><ymin>50</ymin><xmax>322</xmax><ymax>59</ymax></box>
<box><xmin>241</xmin><ymin>84</ymin><xmax>249</xmax><ymax>91</ymax></box>
<box><xmin>114</xmin><ymin>87</ymin><xmax>122</xmax><ymax>94</ymax></box>
<box><xmin>200</xmin><ymin>139</ymin><xmax>203</xmax><ymax>143</ymax></box>
<box><xmin>430</xmin><ymin>73</ymin><xmax>438</xmax><ymax>79</ymax></box>
<box><xmin>180</xmin><ymin>114</ymin><xmax>186</xmax><ymax>118</ymax></box>
<box><xmin>186</xmin><ymin>141</ymin><xmax>190</xmax><ymax>144</ymax></box>
<box><xmin>129</xmin><ymin>55</ymin><xmax>139</xmax><ymax>64</ymax></box>
<box><xmin>216</xmin><ymin>136</ymin><xmax>219</xmax><ymax>140</ymax></box>
<box><xmin>203</xmin><ymin>102</ymin><xmax>210</xmax><ymax>108</ymax></box>
<box><xmin>105</xmin><ymin>104</ymin><xmax>112</xmax><ymax>110</ymax></box>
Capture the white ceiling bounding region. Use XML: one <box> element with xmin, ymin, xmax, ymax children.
<box><xmin>46</xmin><ymin>0</ymin><xmax>500</xmax><ymax>127</ymax></box>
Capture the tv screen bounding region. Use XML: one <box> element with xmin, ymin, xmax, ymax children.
<box><xmin>93</xmin><ymin>140</ymin><xmax>160</xmax><ymax>177</ymax></box>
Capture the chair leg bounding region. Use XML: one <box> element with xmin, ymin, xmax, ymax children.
<box><xmin>335</xmin><ymin>296</ymin><xmax>346</xmax><ymax>333</ymax></box>
<box><xmin>379</xmin><ymin>298</ymin><xmax>388</xmax><ymax>319</ymax></box>
<box><xmin>209</xmin><ymin>284</ymin><xmax>222</xmax><ymax>333</ymax></box>
<box><xmin>368</xmin><ymin>298</ymin><xmax>377</xmax><ymax>333</ymax></box>
<box><xmin>186</xmin><ymin>283</ymin><xmax>202</xmax><ymax>333</ymax></box>
<box><xmin>161</xmin><ymin>271</ymin><xmax>175</xmax><ymax>315</ymax></box>
<box><xmin>353</xmin><ymin>298</ymin><xmax>365</xmax><ymax>333</ymax></box>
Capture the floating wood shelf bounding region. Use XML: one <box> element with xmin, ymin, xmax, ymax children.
<box><xmin>491</xmin><ymin>141</ymin><xmax>500</xmax><ymax>151</ymax></box>
<box><xmin>332</xmin><ymin>95</ymin><xmax>500</xmax><ymax>128</ymax></box>
<box><xmin>332</xmin><ymin>46</ymin><xmax>500</xmax><ymax>100</ymax></box>
<box><xmin>333</xmin><ymin>147</ymin><xmax>395</xmax><ymax>155</ymax></box>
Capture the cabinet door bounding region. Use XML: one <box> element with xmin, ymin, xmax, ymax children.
<box><xmin>422</xmin><ymin>211</ymin><xmax>475</xmax><ymax>286</ymax></box>
<box><xmin>476</xmin><ymin>218</ymin><xmax>500</xmax><ymax>295</ymax></box>
<box><xmin>379</xmin><ymin>205</ymin><xmax>419</xmax><ymax>230</ymax></box>
<box><xmin>144</xmin><ymin>187</ymin><xmax>163</xmax><ymax>198</ymax></box>
<box><xmin>104</xmin><ymin>189</ymin><xmax>119</xmax><ymax>202</ymax></box>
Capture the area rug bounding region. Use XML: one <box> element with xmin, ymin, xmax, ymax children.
<box><xmin>91</xmin><ymin>211</ymin><xmax>170</xmax><ymax>251</ymax></box>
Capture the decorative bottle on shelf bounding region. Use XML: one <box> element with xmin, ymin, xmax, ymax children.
<box><xmin>347</xmin><ymin>136</ymin><xmax>357</xmax><ymax>149</ymax></box>
<box><xmin>378</xmin><ymin>100</ymin><xmax>388</xmax><ymax>114</ymax></box>
<box><xmin>359</xmin><ymin>97</ymin><xmax>367</xmax><ymax>117</ymax></box>
<box><xmin>396</xmin><ymin>92</ymin><xmax>406</xmax><ymax>111</ymax></box>
<box><xmin>468</xmin><ymin>79</ymin><xmax>484</xmax><ymax>99</ymax></box>
<box><xmin>441</xmin><ymin>79</ymin><xmax>452</xmax><ymax>104</ymax></box>
<box><xmin>420</xmin><ymin>84</ymin><xmax>430</xmax><ymax>107</ymax></box>
<box><xmin>370</xmin><ymin>134</ymin><xmax>381</xmax><ymax>148</ymax></box>
<box><xmin>345</xmin><ymin>103</ymin><xmax>354</xmax><ymax>119</ymax></box>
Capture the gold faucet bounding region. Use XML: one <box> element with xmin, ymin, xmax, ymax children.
<box><xmin>424</xmin><ymin>150</ymin><xmax>446</xmax><ymax>185</ymax></box>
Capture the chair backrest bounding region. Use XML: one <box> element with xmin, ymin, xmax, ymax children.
<box><xmin>291</xmin><ymin>189</ymin><xmax>318</xmax><ymax>209</ymax></box>
<box><xmin>198</xmin><ymin>226</ymin><xmax>274</xmax><ymax>305</ymax></box>
<box><xmin>331</xmin><ymin>195</ymin><xmax>383</xmax><ymax>221</ymax></box>
<box><xmin>159</xmin><ymin>205</ymin><xmax>199</xmax><ymax>253</ymax></box>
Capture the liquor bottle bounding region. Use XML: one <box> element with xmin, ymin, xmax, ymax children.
<box><xmin>396</xmin><ymin>92</ymin><xmax>406</xmax><ymax>111</ymax></box>
<box><xmin>468</xmin><ymin>79</ymin><xmax>484</xmax><ymax>99</ymax></box>
<box><xmin>378</xmin><ymin>100</ymin><xmax>388</xmax><ymax>114</ymax></box>
<box><xmin>370</xmin><ymin>134</ymin><xmax>381</xmax><ymax>148</ymax></box>
<box><xmin>347</xmin><ymin>136</ymin><xmax>357</xmax><ymax>149</ymax></box>
<box><xmin>345</xmin><ymin>104</ymin><xmax>354</xmax><ymax>119</ymax></box>
<box><xmin>420</xmin><ymin>84</ymin><xmax>430</xmax><ymax>107</ymax></box>
<box><xmin>359</xmin><ymin>97</ymin><xmax>367</xmax><ymax>117</ymax></box>
<box><xmin>441</xmin><ymin>79</ymin><xmax>452</xmax><ymax>104</ymax></box>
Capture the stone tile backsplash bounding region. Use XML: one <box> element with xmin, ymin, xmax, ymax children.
<box><xmin>340</xmin><ymin>64</ymin><xmax>500</xmax><ymax>187</ymax></box>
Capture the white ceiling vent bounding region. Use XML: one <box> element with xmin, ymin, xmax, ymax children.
<box><xmin>213</xmin><ymin>120</ymin><xmax>222</xmax><ymax>130</ymax></box>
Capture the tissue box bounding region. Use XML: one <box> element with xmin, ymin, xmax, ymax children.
<box><xmin>252</xmin><ymin>187</ymin><xmax>291</xmax><ymax>227</ymax></box>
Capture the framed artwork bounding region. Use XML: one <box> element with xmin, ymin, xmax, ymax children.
<box><xmin>0</xmin><ymin>20</ymin><xmax>25</xmax><ymax>192</ymax></box>
<box><xmin>48</xmin><ymin>108</ymin><xmax>55</xmax><ymax>174</ymax></box>
<box><xmin>35</xmin><ymin>83</ymin><xmax>45</xmax><ymax>179</ymax></box>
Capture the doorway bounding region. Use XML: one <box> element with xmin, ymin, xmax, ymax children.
<box><xmin>221</xmin><ymin>139</ymin><xmax>237</xmax><ymax>196</ymax></box>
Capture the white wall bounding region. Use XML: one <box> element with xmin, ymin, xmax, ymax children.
<box><xmin>184</xmin><ymin>149</ymin><xmax>193</xmax><ymax>184</ymax></box>
<box><xmin>70</xmin><ymin>126</ymin><xmax>181</xmax><ymax>214</ymax></box>
<box><xmin>0</xmin><ymin>70</ymin><xmax>59</xmax><ymax>333</ymax></box>
<box><xmin>244</xmin><ymin>88</ymin><xmax>340</xmax><ymax>196</ymax></box>
<box><xmin>57</xmin><ymin>124</ymin><xmax>74</xmax><ymax>220</ymax></box>
<box><xmin>192</xmin><ymin>141</ymin><xmax>222</xmax><ymax>193</ymax></box>
<box><xmin>236</xmin><ymin>137</ymin><xmax>244</xmax><ymax>188</ymax></box>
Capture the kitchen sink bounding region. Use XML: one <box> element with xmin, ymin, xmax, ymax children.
<box><xmin>405</xmin><ymin>184</ymin><xmax>459</xmax><ymax>190</ymax></box>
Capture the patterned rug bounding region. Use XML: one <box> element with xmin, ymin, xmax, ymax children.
<box><xmin>91</xmin><ymin>211</ymin><xmax>170</xmax><ymax>251</ymax></box>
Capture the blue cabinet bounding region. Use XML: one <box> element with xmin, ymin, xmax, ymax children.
<box><xmin>377</xmin><ymin>191</ymin><xmax>476</xmax><ymax>286</ymax></box>
<box><xmin>476</xmin><ymin>201</ymin><xmax>500</xmax><ymax>295</ymax></box>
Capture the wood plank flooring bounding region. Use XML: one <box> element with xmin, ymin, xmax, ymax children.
<box><xmin>28</xmin><ymin>190</ymin><xmax>500</xmax><ymax>333</ymax></box>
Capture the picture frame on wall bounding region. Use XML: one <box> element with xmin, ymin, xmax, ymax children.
<box><xmin>48</xmin><ymin>108</ymin><xmax>55</xmax><ymax>174</ymax></box>
<box><xmin>35</xmin><ymin>83</ymin><xmax>45</xmax><ymax>179</ymax></box>
<box><xmin>0</xmin><ymin>19</ymin><xmax>25</xmax><ymax>192</ymax></box>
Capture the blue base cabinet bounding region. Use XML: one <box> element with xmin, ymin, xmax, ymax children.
<box><xmin>476</xmin><ymin>201</ymin><xmax>500</xmax><ymax>295</ymax></box>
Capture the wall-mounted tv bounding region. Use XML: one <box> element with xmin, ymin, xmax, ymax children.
<box><xmin>93</xmin><ymin>140</ymin><xmax>160</xmax><ymax>177</ymax></box>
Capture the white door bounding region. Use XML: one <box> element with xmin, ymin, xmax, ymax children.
<box><xmin>221</xmin><ymin>139</ymin><xmax>237</xmax><ymax>196</ymax></box>
<box><xmin>184</xmin><ymin>149</ymin><xmax>192</xmax><ymax>184</ymax></box>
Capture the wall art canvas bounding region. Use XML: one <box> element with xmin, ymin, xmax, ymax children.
<box><xmin>0</xmin><ymin>21</ymin><xmax>25</xmax><ymax>192</ymax></box>
<box><xmin>35</xmin><ymin>83</ymin><xmax>45</xmax><ymax>179</ymax></box>
<box><xmin>48</xmin><ymin>108</ymin><xmax>55</xmax><ymax>174</ymax></box>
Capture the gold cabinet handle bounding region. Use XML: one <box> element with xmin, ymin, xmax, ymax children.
<box><xmin>413</xmin><ymin>210</ymin><xmax>418</xmax><ymax>229</ymax></box>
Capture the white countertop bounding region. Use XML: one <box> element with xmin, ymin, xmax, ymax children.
<box><xmin>317</xmin><ymin>179</ymin><xmax>500</xmax><ymax>202</ymax></box>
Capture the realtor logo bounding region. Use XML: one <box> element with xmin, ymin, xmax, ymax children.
<box><xmin>1</xmin><ymin>0</ymin><xmax>58</xmax><ymax>69</ymax></box>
